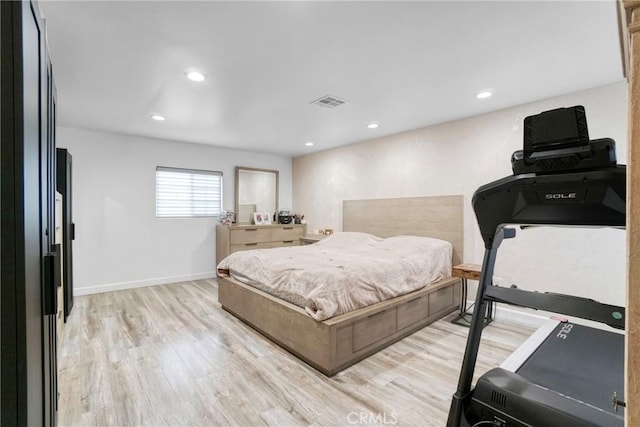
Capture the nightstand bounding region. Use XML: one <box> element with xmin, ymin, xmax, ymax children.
<box><xmin>300</xmin><ymin>234</ymin><xmax>326</xmax><ymax>245</ymax></box>
<box><xmin>451</xmin><ymin>263</ymin><xmax>494</xmax><ymax>328</ymax></box>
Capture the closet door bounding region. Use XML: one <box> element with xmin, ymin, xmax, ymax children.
<box><xmin>0</xmin><ymin>1</ymin><xmax>58</xmax><ymax>425</ymax></box>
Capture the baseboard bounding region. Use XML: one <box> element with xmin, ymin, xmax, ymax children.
<box><xmin>74</xmin><ymin>272</ymin><xmax>216</xmax><ymax>296</ymax></box>
<box><xmin>492</xmin><ymin>304</ymin><xmax>548</xmax><ymax>328</ymax></box>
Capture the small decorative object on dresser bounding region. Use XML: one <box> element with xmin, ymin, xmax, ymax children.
<box><xmin>215</xmin><ymin>223</ymin><xmax>306</xmax><ymax>265</ymax></box>
<box><xmin>278</xmin><ymin>209</ymin><xmax>293</xmax><ymax>224</ymax></box>
<box><xmin>219</xmin><ymin>210</ymin><xmax>235</xmax><ymax>226</ymax></box>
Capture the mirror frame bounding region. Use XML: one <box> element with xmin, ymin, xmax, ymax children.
<box><xmin>235</xmin><ymin>166</ymin><xmax>279</xmax><ymax>224</ymax></box>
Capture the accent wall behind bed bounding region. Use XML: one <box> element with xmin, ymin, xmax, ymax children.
<box><xmin>293</xmin><ymin>82</ymin><xmax>627</xmax><ymax>310</ymax></box>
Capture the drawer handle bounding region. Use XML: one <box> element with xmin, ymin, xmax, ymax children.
<box><xmin>407</xmin><ymin>297</ymin><xmax>422</xmax><ymax>304</ymax></box>
<box><xmin>245</xmin><ymin>243</ymin><xmax>258</xmax><ymax>246</ymax></box>
<box><xmin>368</xmin><ymin>310</ymin><xmax>388</xmax><ymax>319</ymax></box>
<box><xmin>283</xmin><ymin>227</ymin><xmax>293</xmax><ymax>230</ymax></box>
<box><xmin>245</xmin><ymin>228</ymin><xmax>258</xmax><ymax>231</ymax></box>
<box><xmin>283</xmin><ymin>240</ymin><xmax>294</xmax><ymax>243</ymax></box>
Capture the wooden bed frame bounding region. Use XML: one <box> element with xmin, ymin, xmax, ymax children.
<box><xmin>218</xmin><ymin>195</ymin><xmax>464</xmax><ymax>375</ymax></box>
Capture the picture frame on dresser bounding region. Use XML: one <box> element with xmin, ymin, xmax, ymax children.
<box><xmin>253</xmin><ymin>212</ymin><xmax>272</xmax><ymax>225</ymax></box>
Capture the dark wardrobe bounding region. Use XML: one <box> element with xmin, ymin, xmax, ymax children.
<box><xmin>1</xmin><ymin>1</ymin><xmax>59</xmax><ymax>425</ymax></box>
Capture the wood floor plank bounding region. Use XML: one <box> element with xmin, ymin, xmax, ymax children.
<box><xmin>58</xmin><ymin>279</ymin><xmax>534</xmax><ymax>426</ymax></box>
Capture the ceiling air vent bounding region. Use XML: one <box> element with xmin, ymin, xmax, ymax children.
<box><xmin>310</xmin><ymin>95</ymin><xmax>348</xmax><ymax>109</ymax></box>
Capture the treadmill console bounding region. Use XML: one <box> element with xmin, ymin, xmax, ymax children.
<box><xmin>472</xmin><ymin>106</ymin><xmax>626</xmax><ymax>248</ymax></box>
<box><xmin>511</xmin><ymin>106</ymin><xmax>617</xmax><ymax>175</ymax></box>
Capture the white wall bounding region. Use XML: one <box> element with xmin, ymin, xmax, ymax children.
<box><xmin>58</xmin><ymin>127</ymin><xmax>292</xmax><ymax>295</ymax></box>
<box><xmin>293</xmin><ymin>82</ymin><xmax>628</xmax><ymax>307</ymax></box>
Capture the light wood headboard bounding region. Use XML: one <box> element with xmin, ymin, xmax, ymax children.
<box><xmin>343</xmin><ymin>195</ymin><xmax>464</xmax><ymax>265</ymax></box>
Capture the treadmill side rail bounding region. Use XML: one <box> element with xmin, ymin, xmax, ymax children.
<box><xmin>485</xmin><ymin>286</ymin><xmax>625</xmax><ymax>329</ymax></box>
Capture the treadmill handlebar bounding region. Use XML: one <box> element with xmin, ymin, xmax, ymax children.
<box><xmin>485</xmin><ymin>286</ymin><xmax>625</xmax><ymax>330</ymax></box>
<box><xmin>448</xmin><ymin>232</ymin><xmax>509</xmax><ymax>427</ymax></box>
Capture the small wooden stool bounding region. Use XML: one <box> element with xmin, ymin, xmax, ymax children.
<box><xmin>451</xmin><ymin>263</ymin><xmax>494</xmax><ymax>327</ymax></box>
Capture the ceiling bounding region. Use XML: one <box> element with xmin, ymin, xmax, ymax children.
<box><xmin>39</xmin><ymin>1</ymin><xmax>624</xmax><ymax>157</ymax></box>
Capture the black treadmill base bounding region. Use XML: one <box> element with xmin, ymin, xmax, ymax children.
<box><xmin>469</xmin><ymin>323</ymin><xmax>624</xmax><ymax>427</ymax></box>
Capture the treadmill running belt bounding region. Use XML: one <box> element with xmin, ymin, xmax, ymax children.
<box><xmin>516</xmin><ymin>323</ymin><xmax>624</xmax><ymax>416</ymax></box>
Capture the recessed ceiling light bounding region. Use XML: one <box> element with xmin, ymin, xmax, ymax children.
<box><xmin>186</xmin><ymin>71</ymin><xmax>206</xmax><ymax>82</ymax></box>
<box><xmin>476</xmin><ymin>91</ymin><xmax>493</xmax><ymax>99</ymax></box>
<box><xmin>367</xmin><ymin>122</ymin><xmax>379</xmax><ymax>129</ymax></box>
<box><xmin>150</xmin><ymin>114</ymin><xmax>166</xmax><ymax>121</ymax></box>
<box><xmin>305</xmin><ymin>141</ymin><xmax>315</xmax><ymax>147</ymax></box>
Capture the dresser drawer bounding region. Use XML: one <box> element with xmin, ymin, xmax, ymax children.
<box><xmin>217</xmin><ymin>224</ymin><xmax>306</xmax><ymax>265</ymax></box>
<box><xmin>271</xmin><ymin>226</ymin><xmax>304</xmax><ymax>242</ymax></box>
<box><xmin>230</xmin><ymin>227</ymin><xmax>272</xmax><ymax>244</ymax></box>
<box><xmin>353</xmin><ymin>307</ymin><xmax>397</xmax><ymax>352</ymax></box>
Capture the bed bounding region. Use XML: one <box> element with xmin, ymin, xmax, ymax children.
<box><xmin>217</xmin><ymin>195</ymin><xmax>464</xmax><ymax>375</ymax></box>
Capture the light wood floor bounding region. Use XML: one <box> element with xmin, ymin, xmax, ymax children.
<box><xmin>58</xmin><ymin>279</ymin><xmax>534</xmax><ymax>427</ymax></box>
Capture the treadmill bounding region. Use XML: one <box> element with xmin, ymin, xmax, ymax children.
<box><xmin>446</xmin><ymin>106</ymin><xmax>627</xmax><ymax>427</ymax></box>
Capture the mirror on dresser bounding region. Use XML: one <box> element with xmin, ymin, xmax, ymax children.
<box><xmin>235</xmin><ymin>166</ymin><xmax>279</xmax><ymax>224</ymax></box>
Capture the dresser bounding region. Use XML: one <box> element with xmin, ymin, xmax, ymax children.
<box><xmin>216</xmin><ymin>223</ymin><xmax>306</xmax><ymax>265</ymax></box>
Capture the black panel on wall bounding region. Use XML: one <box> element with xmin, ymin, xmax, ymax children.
<box><xmin>56</xmin><ymin>148</ymin><xmax>74</xmax><ymax>321</ymax></box>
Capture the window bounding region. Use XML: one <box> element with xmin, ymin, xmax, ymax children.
<box><xmin>156</xmin><ymin>166</ymin><xmax>223</xmax><ymax>218</ymax></box>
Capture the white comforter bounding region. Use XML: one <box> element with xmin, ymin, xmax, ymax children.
<box><xmin>216</xmin><ymin>232</ymin><xmax>452</xmax><ymax>320</ymax></box>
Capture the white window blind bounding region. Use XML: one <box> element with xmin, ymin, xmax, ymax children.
<box><xmin>156</xmin><ymin>166</ymin><xmax>223</xmax><ymax>218</ymax></box>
